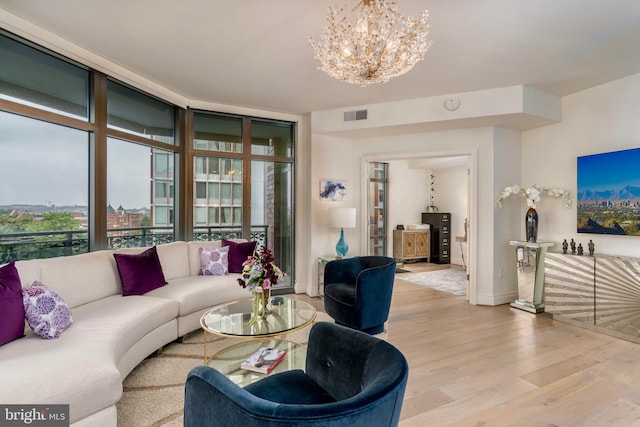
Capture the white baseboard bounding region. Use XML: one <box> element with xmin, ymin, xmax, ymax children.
<box><xmin>476</xmin><ymin>291</ymin><xmax>516</xmax><ymax>306</ymax></box>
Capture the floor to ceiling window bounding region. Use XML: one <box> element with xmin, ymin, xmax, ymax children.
<box><xmin>250</xmin><ymin>120</ymin><xmax>294</xmax><ymax>289</ymax></box>
<box><xmin>193</xmin><ymin>112</ymin><xmax>295</xmax><ymax>290</ymax></box>
<box><xmin>0</xmin><ymin>30</ymin><xmax>297</xmax><ymax>288</ymax></box>
<box><xmin>0</xmin><ymin>33</ymin><xmax>90</xmax><ymax>263</ymax></box>
<box><xmin>193</xmin><ymin>113</ymin><xmax>243</xmax><ymax>238</ymax></box>
<box><xmin>107</xmin><ymin>79</ymin><xmax>178</xmax><ymax>248</ymax></box>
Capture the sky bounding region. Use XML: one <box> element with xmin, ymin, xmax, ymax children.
<box><xmin>577</xmin><ymin>147</ymin><xmax>640</xmax><ymax>192</ymax></box>
<box><xmin>0</xmin><ymin>111</ymin><xmax>150</xmax><ymax>209</ymax></box>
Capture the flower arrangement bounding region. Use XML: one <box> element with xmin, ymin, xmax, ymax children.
<box><xmin>496</xmin><ymin>185</ymin><xmax>571</xmax><ymax>209</ymax></box>
<box><xmin>237</xmin><ymin>246</ymin><xmax>285</xmax><ymax>295</ymax></box>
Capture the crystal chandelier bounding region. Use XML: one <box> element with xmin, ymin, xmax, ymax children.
<box><xmin>309</xmin><ymin>0</ymin><xmax>432</xmax><ymax>86</ymax></box>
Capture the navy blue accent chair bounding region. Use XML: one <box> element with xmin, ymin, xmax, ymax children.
<box><xmin>184</xmin><ymin>322</ymin><xmax>408</xmax><ymax>427</ymax></box>
<box><xmin>323</xmin><ymin>256</ymin><xmax>396</xmax><ymax>334</ymax></box>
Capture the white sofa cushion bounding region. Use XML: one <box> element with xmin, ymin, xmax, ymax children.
<box><xmin>70</xmin><ymin>295</ymin><xmax>179</xmax><ymax>362</ymax></box>
<box><xmin>147</xmin><ymin>275</ymin><xmax>248</xmax><ymax>318</ymax></box>
<box><xmin>155</xmin><ymin>241</ymin><xmax>190</xmax><ymax>281</ymax></box>
<box><xmin>37</xmin><ymin>250</ymin><xmax>120</xmax><ymax>309</ymax></box>
<box><xmin>0</xmin><ymin>293</ymin><xmax>180</xmax><ymax>424</ymax></box>
<box><xmin>13</xmin><ymin>258</ymin><xmax>41</xmax><ymax>287</ymax></box>
<box><xmin>0</xmin><ymin>331</ymin><xmax>122</xmax><ymax>425</ymax></box>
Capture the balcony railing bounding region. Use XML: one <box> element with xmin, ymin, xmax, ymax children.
<box><xmin>0</xmin><ymin>225</ymin><xmax>268</xmax><ymax>264</ymax></box>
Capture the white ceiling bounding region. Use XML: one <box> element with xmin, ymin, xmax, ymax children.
<box><xmin>2</xmin><ymin>0</ymin><xmax>640</xmax><ymax>116</ymax></box>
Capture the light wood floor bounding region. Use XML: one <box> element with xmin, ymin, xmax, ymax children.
<box><xmin>299</xmin><ymin>262</ymin><xmax>640</xmax><ymax>426</ymax></box>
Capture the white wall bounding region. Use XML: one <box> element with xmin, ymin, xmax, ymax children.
<box><xmin>522</xmin><ymin>72</ymin><xmax>640</xmax><ymax>257</ymax></box>
<box><xmin>308</xmin><ymin>73</ymin><xmax>640</xmax><ymax>302</ymax></box>
<box><xmin>309</xmin><ymin>124</ymin><xmax>509</xmax><ymax>305</ymax></box>
<box><xmin>493</xmin><ymin>127</ymin><xmax>524</xmax><ymax>298</ymax></box>
<box><xmin>387</xmin><ymin>160</ymin><xmax>429</xmax><ymax>249</ymax></box>
<box><xmin>311</xmin><ymin>134</ymin><xmax>360</xmax><ymax>251</ymax></box>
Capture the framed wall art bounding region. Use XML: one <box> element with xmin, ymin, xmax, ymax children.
<box><xmin>577</xmin><ymin>147</ymin><xmax>640</xmax><ymax>236</ymax></box>
<box><xmin>319</xmin><ymin>179</ymin><xmax>347</xmax><ymax>202</ymax></box>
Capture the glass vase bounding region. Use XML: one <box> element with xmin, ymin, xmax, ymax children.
<box><xmin>247</xmin><ymin>288</ymin><xmax>271</xmax><ymax>325</ymax></box>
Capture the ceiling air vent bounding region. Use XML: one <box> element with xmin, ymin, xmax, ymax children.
<box><xmin>343</xmin><ymin>109</ymin><xmax>368</xmax><ymax>121</ymax></box>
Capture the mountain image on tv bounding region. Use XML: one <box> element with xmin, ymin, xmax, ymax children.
<box><xmin>577</xmin><ymin>148</ymin><xmax>640</xmax><ymax>236</ymax></box>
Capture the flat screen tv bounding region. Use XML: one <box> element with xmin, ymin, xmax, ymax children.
<box><xmin>577</xmin><ymin>147</ymin><xmax>640</xmax><ymax>236</ymax></box>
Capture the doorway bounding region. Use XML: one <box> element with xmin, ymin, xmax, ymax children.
<box><xmin>362</xmin><ymin>152</ymin><xmax>475</xmax><ymax>304</ymax></box>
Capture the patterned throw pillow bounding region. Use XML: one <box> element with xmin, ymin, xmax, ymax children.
<box><xmin>22</xmin><ymin>281</ymin><xmax>73</xmax><ymax>339</ymax></box>
<box><xmin>199</xmin><ymin>246</ymin><xmax>229</xmax><ymax>276</ymax></box>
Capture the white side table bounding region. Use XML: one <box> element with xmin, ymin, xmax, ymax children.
<box><xmin>317</xmin><ymin>255</ymin><xmax>355</xmax><ymax>297</ymax></box>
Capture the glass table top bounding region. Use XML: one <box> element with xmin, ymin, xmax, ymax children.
<box><xmin>208</xmin><ymin>338</ymin><xmax>307</xmax><ymax>387</ymax></box>
<box><xmin>200</xmin><ymin>297</ymin><xmax>317</xmax><ymax>338</ymax></box>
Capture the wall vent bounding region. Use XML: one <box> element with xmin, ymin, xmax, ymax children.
<box><xmin>344</xmin><ymin>109</ymin><xmax>368</xmax><ymax>121</ymax></box>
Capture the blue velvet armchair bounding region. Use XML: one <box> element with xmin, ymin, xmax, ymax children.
<box><xmin>323</xmin><ymin>256</ymin><xmax>396</xmax><ymax>334</ymax></box>
<box><xmin>184</xmin><ymin>322</ymin><xmax>408</xmax><ymax>427</ymax></box>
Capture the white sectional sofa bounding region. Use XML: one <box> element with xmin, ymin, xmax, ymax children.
<box><xmin>0</xmin><ymin>240</ymin><xmax>254</xmax><ymax>426</ymax></box>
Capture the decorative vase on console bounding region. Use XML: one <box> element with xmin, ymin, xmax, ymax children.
<box><xmin>496</xmin><ymin>184</ymin><xmax>571</xmax><ymax>242</ymax></box>
<box><xmin>525</xmin><ymin>207</ymin><xmax>538</xmax><ymax>242</ymax></box>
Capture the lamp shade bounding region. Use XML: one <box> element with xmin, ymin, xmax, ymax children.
<box><xmin>328</xmin><ymin>207</ymin><xmax>356</xmax><ymax>229</ymax></box>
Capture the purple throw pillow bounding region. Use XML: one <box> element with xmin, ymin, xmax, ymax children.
<box><xmin>22</xmin><ymin>281</ymin><xmax>73</xmax><ymax>339</ymax></box>
<box><xmin>222</xmin><ymin>239</ymin><xmax>257</xmax><ymax>273</ymax></box>
<box><xmin>199</xmin><ymin>246</ymin><xmax>229</xmax><ymax>276</ymax></box>
<box><xmin>0</xmin><ymin>262</ymin><xmax>25</xmax><ymax>346</ymax></box>
<box><xmin>113</xmin><ymin>246</ymin><xmax>168</xmax><ymax>296</ymax></box>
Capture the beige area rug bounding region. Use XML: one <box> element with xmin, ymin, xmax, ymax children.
<box><xmin>116</xmin><ymin>312</ymin><xmax>336</xmax><ymax>427</ymax></box>
<box><xmin>400</xmin><ymin>267</ymin><xmax>468</xmax><ymax>296</ymax></box>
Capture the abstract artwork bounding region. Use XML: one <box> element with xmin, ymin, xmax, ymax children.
<box><xmin>319</xmin><ymin>179</ymin><xmax>347</xmax><ymax>201</ymax></box>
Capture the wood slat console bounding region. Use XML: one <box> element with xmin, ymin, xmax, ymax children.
<box><xmin>545</xmin><ymin>252</ymin><xmax>640</xmax><ymax>343</ymax></box>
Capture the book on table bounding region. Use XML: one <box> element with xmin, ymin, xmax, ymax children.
<box><xmin>240</xmin><ymin>347</ymin><xmax>287</xmax><ymax>374</ymax></box>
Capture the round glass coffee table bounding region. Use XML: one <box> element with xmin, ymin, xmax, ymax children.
<box><xmin>200</xmin><ymin>297</ymin><xmax>317</xmax><ymax>386</ymax></box>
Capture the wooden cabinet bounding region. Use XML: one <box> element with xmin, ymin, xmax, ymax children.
<box><xmin>393</xmin><ymin>230</ymin><xmax>430</xmax><ymax>261</ymax></box>
<box><xmin>421</xmin><ymin>213</ymin><xmax>451</xmax><ymax>264</ymax></box>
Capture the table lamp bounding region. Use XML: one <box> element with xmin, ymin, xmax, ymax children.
<box><xmin>328</xmin><ymin>207</ymin><xmax>356</xmax><ymax>258</ymax></box>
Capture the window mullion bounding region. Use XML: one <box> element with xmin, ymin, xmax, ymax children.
<box><xmin>179</xmin><ymin>107</ymin><xmax>192</xmax><ymax>241</ymax></box>
<box><xmin>242</xmin><ymin>117</ymin><xmax>252</xmax><ymax>239</ymax></box>
<box><xmin>90</xmin><ymin>72</ymin><xmax>108</xmax><ymax>251</ymax></box>
<box><xmin>0</xmin><ymin>98</ymin><xmax>98</xmax><ymax>132</ymax></box>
